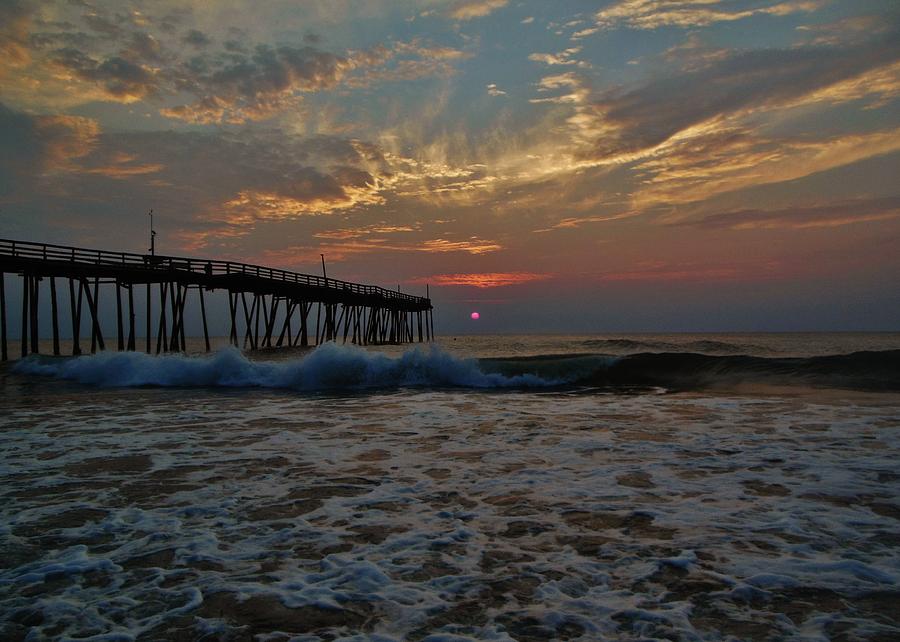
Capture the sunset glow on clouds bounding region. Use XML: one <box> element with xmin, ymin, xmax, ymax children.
<box><xmin>1</xmin><ymin>0</ymin><xmax>898</xmax><ymax>331</ymax></box>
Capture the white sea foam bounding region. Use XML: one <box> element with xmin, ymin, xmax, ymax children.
<box><xmin>2</xmin><ymin>357</ymin><xmax>899</xmax><ymax>640</ymax></box>
<box><xmin>12</xmin><ymin>344</ymin><xmax>554</xmax><ymax>390</ymax></box>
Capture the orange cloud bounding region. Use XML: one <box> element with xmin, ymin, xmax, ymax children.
<box><xmin>255</xmin><ymin>236</ymin><xmax>503</xmax><ymax>267</ymax></box>
<box><xmin>221</xmin><ymin>183</ymin><xmax>387</xmax><ymax>221</ymax></box>
<box><xmin>314</xmin><ymin>224</ymin><xmax>419</xmax><ymax>240</ymax></box>
<box><xmin>415</xmin><ymin>272</ymin><xmax>551</xmax><ymax>288</ymax></box>
<box><xmin>83</xmin><ymin>162</ymin><xmax>163</xmax><ymax>178</ymax></box>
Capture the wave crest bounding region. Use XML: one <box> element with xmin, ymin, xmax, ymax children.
<box><xmin>12</xmin><ymin>344</ymin><xmax>554</xmax><ymax>390</ymax></box>
<box><xmin>12</xmin><ymin>346</ymin><xmax>900</xmax><ymax>392</ymax></box>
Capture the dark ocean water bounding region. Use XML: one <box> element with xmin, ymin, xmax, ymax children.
<box><xmin>1</xmin><ymin>334</ymin><xmax>899</xmax><ymax>640</ymax></box>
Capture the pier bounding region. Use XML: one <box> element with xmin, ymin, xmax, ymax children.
<box><xmin>0</xmin><ymin>238</ymin><xmax>434</xmax><ymax>360</ymax></box>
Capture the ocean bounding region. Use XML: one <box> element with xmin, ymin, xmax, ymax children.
<box><xmin>1</xmin><ymin>333</ymin><xmax>899</xmax><ymax>641</ymax></box>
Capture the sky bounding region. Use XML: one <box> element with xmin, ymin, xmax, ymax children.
<box><xmin>1</xmin><ymin>0</ymin><xmax>898</xmax><ymax>333</ymax></box>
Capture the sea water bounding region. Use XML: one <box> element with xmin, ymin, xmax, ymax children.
<box><xmin>1</xmin><ymin>333</ymin><xmax>899</xmax><ymax>640</ymax></box>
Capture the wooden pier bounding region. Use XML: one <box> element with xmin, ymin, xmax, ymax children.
<box><xmin>0</xmin><ymin>238</ymin><xmax>434</xmax><ymax>360</ymax></box>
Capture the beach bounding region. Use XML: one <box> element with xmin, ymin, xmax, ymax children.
<box><xmin>1</xmin><ymin>334</ymin><xmax>899</xmax><ymax>640</ymax></box>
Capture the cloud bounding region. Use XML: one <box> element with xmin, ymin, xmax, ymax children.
<box><xmin>12</xmin><ymin>127</ymin><xmax>402</xmax><ymax>252</ymax></box>
<box><xmin>683</xmin><ymin>196</ymin><xmax>900</xmax><ymax>230</ymax></box>
<box><xmin>82</xmin><ymin>153</ymin><xmax>164</xmax><ymax>179</ymax></box>
<box><xmin>158</xmin><ymin>39</ymin><xmax>471</xmax><ymax>123</ymax></box>
<box><xmin>580</xmin><ymin>36</ymin><xmax>900</xmax><ymax>164</ymax></box>
<box><xmin>50</xmin><ymin>49</ymin><xmax>158</xmax><ymax>102</ymax></box>
<box><xmin>419</xmin><ymin>238</ymin><xmax>501</xmax><ymax>254</ymax></box>
<box><xmin>634</xmin><ymin>127</ymin><xmax>900</xmax><ymax>207</ymax></box>
<box><xmin>449</xmin><ymin>0</ymin><xmax>508</xmax><ymax>21</ymax></box>
<box><xmin>260</xmin><ymin>237</ymin><xmax>502</xmax><ymax>265</ymax></box>
<box><xmin>413</xmin><ymin>272</ymin><xmax>549</xmax><ymax>288</ymax></box>
<box><xmin>528</xmin><ymin>47</ymin><xmax>588</xmax><ymax>67</ymax></box>
<box><xmin>571</xmin><ymin>27</ymin><xmax>599</xmax><ymax>40</ymax></box>
<box><xmin>6</xmin><ymin>7</ymin><xmax>469</xmax><ymax>122</ymax></box>
<box><xmin>314</xmin><ymin>224</ymin><xmax>419</xmax><ymax>240</ymax></box>
<box><xmin>595</xmin><ymin>0</ymin><xmax>825</xmax><ymax>31</ymax></box>
<box><xmin>123</xmin><ymin>32</ymin><xmax>163</xmax><ymax>63</ymax></box>
<box><xmin>533</xmin><ymin>210</ymin><xmax>643</xmax><ymax>232</ymax></box>
<box><xmin>0</xmin><ymin>102</ymin><xmax>98</xmax><ymax>194</ymax></box>
<box><xmin>344</xmin><ymin>40</ymin><xmax>472</xmax><ymax>89</ymax></box>
<box><xmin>162</xmin><ymin>44</ymin><xmax>351</xmax><ymax>122</ymax></box>
<box><xmin>183</xmin><ymin>29</ymin><xmax>211</xmax><ymax>48</ymax></box>
<box><xmin>0</xmin><ymin>0</ymin><xmax>32</xmax><ymax>74</ymax></box>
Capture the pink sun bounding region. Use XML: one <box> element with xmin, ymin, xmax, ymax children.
<box><xmin>470</xmin><ymin>312</ymin><xmax>480</xmax><ymax>320</ymax></box>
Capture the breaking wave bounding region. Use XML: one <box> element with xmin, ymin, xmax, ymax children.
<box><xmin>12</xmin><ymin>344</ymin><xmax>900</xmax><ymax>392</ymax></box>
<box><xmin>12</xmin><ymin>344</ymin><xmax>551</xmax><ymax>390</ymax></box>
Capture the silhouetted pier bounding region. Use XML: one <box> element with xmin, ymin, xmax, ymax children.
<box><xmin>0</xmin><ymin>238</ymin><xmax>434</xmax><ymax>360</ymax></box>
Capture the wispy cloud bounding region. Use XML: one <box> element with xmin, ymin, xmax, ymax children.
<box><xmin>578</xmin><ymin>37</ymin><xmax>900</xmax><ymax>165</ymax></box>
<box><xmin>413</xmin><ymin>272</ymin><xmax>550</xmax><ymax>288</ymax></box>
<box><xmin>259</xmin><ymin>237</ymin><xmax>503</xmax><ymax>265</ymax></box>
<box><xmin>448</xmin><ymin>0</ymin><xmax>508</xmax><ymax>21</ymax></box>
<box><xmin>634</xmin><ymin>127</ymin><xmax>900</xmax><ymax>208</ymax></box>
<box><xmin>528</xmin><ymin>47</ymin><xmax>589</xmax><ymax>67</ymax></box>
<box><xmin>533</xmin><ymin>211</ymin><xmax>643</xmax><ymax>232</ymax></box>
<box><xmin>594</xmin><ymin>0</ymin><xmax>825</xmax><ymax>31</ymax></box>
<box><xmin>682</xmin><ymin>196</ymin><xmax>900</xmax><ymax>230</ymax></box>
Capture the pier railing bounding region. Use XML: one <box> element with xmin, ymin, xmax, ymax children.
<box><xmin>0</xmin><ymin>238</ymin><xmax>426</xmax><ymax>304</ymax></box>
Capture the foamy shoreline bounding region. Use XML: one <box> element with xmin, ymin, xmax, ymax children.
<box><xmin>2</xmin><ymin>364</ymin><xmax>899</xmax><ymax>639</ymax></box>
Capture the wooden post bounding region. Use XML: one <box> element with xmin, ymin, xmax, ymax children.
<box><xmin>20</xmin><ymin>274</ymin><xmax>29</xmax><ymax>358</ymax></box>
<box><xmin>199</xmin><ymin>286</ymin><xmax>210</xmax><ymax>352</ymax></box>
<box><xmin>276</xmin><ymin>300</ymin><xmax>294</xmax><ymax>347</ymax></box>
<box><xmin>176</xmin><ymin>284</ymin><xmax>187</xmax><ymax>352</ymax></box>
<box><xmin>315</xmin><ymin>302</ymin><xmax>322</xmax><ymax>346</ymax></box>
<box><xmin>0</xmin><ymin>272</ymin><xmax>6</xmax><ymax>361</ymax></box>
<box><xmin>83</xmin><ymin>278</ymin><xmax>105</xmax><ymax>352</ymax></box>
<box><xmin>339</xmin><ymin>305</ymin><xmax>350</xmax><ymax>343</ymax></box>
<box><xmin>146</xmin><ymin>283</ymin><xmax>151</xmax><ymax>354</ymax></box>
<box><xmin>264</xmin><ymin>296</ymin><xmax>278</xmax><ymax>347</ymax></box>
<box><xmin>116</xmin><ymin>280</ymin><xmax>124</xmax><ymax>351</ymax></box>
<box><xmin>168</xmin><ymin>282</ymin><xmax>179</xmax><ymax>352</ymax></box>
<box><xmin>253</xmin><ymin>294</ymin><xmax>261</xmax><ymax>349</ymax></box>
<box><xmin>50</xmin><ymin>277</ymin><xmax>60</xmax><ymax>355</ymax></box>
<box><xmin>299</xmin><ymin>302</ymin><xmax>309</xmax><ymax>347</ymax></box>
<box><xmin>156</xmin><ymin>282</ymin><xmax>168</xmax><ymax>354</ymax></box>
<box><xmin>228</xmin><ymin>292</ymin><xmax>238</xmax><ymax>346</ymax></box>
<box><xmin>69</xmin><ymin>278</ymin><xmax>82</xmax><ymax>356</ymax></box>
<box><xmin>241</xmin><ymin>292</ymin><xmax>255</xmax><ymax>349</ymax></box>
<box><xmin>127</xmin><ymin>284</ymin><xmax>136</xmax><ymax>351</ymax></box>
<box><xmin>88</xmin><ymin>277</ymin><xmax>98</xmax><ymax>353</ymax></box>
<box><xmin>30</xmin><ymin>276</ymin><xmax>39</xmax><ymax>354</ymax></box>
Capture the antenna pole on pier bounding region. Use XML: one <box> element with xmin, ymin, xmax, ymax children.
<box><xmin>148</xmin><ymin>209</ymin><xmax>156</xmax><ymax>256</ymax></box>
<box><xmin>320</xmin><ymin>253</ymin><xmax>327</xmax><ymax>282</ymax></box>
